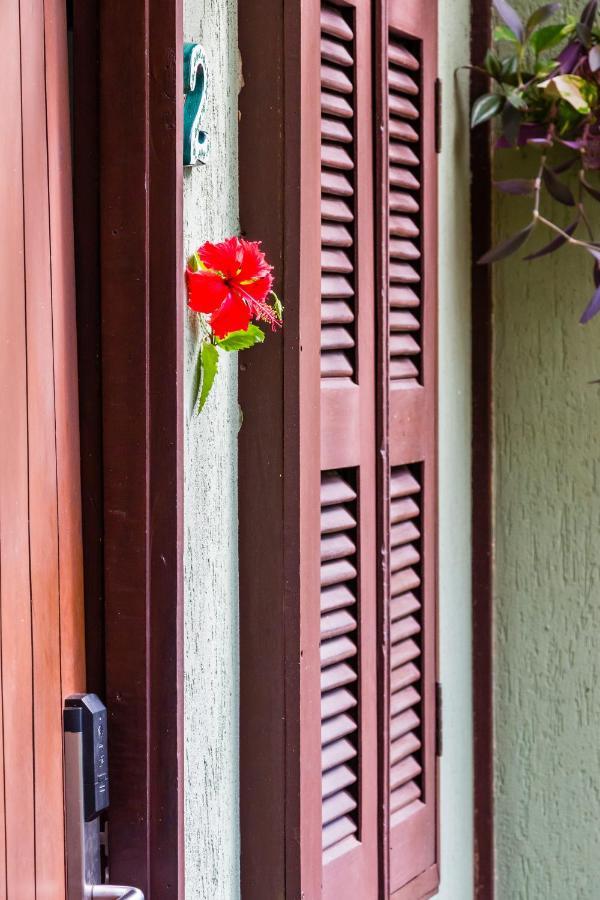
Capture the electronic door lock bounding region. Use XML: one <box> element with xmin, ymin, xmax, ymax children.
<box><xmin>64</xmin><ymin>694</ymin><xmax>144</xmax><ymax>900</ymax></box>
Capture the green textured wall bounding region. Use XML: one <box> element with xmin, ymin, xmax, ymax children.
<box><xmin>493</xmin><ymin>3</ymin><xmax>600</xmax><ymax>896</ymax></box>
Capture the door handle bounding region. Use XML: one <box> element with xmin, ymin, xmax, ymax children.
<box><xmin>92</xmin><ymin>888</ymin><xmax>144</xmax><ymax>899</ymax></box>
<box><xmin>64</xmin><ymin>695</ymin><xmax>145</xmax><ymax>900</ymax></box>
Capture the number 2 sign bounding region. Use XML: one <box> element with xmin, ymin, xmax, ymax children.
<box><xmin>184</xmin><ymin>42</ymin><xmax>209</xmax><ymax>166</ymax></box>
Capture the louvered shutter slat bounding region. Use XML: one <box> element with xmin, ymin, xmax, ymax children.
<box><xmin>322</xmin><ymin>791</ymin><xmax>357</xmax><ymax>827</ymax></box>
<box><xmin>321</xmin><ymin>197</ymin><xmax>354</xmax><ymax>222</ymax></box>
<box><xmin>321</xmin><ymin>37</ymin><xmax>353</xmax><ymax>67</ymax></box>
<box><xmin>321</xmin><ymin>662</ymin><xmax>357</xmax><ymax>692</ymax></box>
<box><xmin>321</xmin><ymin>300</ymin><xmax>354</xmax><ymax>325</ymax></box>
<box><xmin>320</xmin><ymin>4</ymin><xmax>357</xmax><ymax>384</ymax></box>
<box><xmin>321</xmin><ymin>583</ymin><xmax>356</xmax><ymax>613</ymax></box>
<box><xmin>321</xmin><ymin>712</ymin><xmax>357</xmax><ymax>746</ymax></box>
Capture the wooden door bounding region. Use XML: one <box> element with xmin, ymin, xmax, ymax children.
<box><xmin>0</xmin><ymin>1</ymin><xmax>86</xmax><ymax>897</ymax></box>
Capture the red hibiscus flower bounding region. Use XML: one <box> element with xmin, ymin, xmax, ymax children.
<box><xmin>186</xmin><ymin>236</ymin><xmax>281</xmax><ymax>339</ymax></box>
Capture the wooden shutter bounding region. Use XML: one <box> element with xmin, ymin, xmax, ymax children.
<box><xmin>320</xmin><ymin>1</ymin><xmax>379</xmax><ymax>895</ymax></box>
<box><xmin>239</xmin><ymin>0</ymin><xmax>438</xmax><ymax>896</ymax></box>
<box><xmin>377</xmin><ymin>0</ymin><xmax>439</xmax><ymax>896</ymax></box>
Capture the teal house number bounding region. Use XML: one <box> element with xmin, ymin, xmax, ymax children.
<box><xmin>184</xmin><ymin>42</ymin><xmax>208</xmax><ymax>166</ymax></box>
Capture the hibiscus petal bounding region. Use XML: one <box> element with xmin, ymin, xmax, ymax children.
<box><xmin>210</xmin><ymin>293</ymin><xmax>252</xmax><ymax>338</ymax></box>
<box><xmin>186</xmin><ymin>269</ymin><xmax>229</xmax><ymax>313</ymax></box>
<box><xmin>238</xmin><ymin>239</ymin><xmax>273</xmax><ymax>282</ymax></box>
<box><xmin>236</xmin><ymin>272</ymin><xmax>274</xmax><ymax>304</ymax></box>
<box><xmin>198</xmin><ymin>236</ymin><xmax>244</xmax><ymax>278</ymax></box>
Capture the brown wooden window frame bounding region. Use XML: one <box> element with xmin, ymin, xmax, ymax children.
<box><xmin>239</xmin><ymin>0</ymin><xmax>439</xmax><ymax>896</ymax></box>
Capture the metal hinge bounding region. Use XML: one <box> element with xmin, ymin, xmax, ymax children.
<box><xmin>435</xmin><ymin>681</ymin><xmax>443</xmax><ymax>757</ymax></box>
<box><xmin>435</xmin><ymin>78</ymin><xmax>442</xmax><ymax>154</ymax></box>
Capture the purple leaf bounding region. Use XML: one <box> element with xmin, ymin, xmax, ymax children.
<box><xmin>558</xmin><ymin>40</ymin><xmax>584</xmax><ymax>73</ymax></box>
<box><xmin>523</xmin><ymin>217</ymin><xmax>579</xmax><ymax>259</ymax></box>
<box><xmin>542</xmin><ymin>166</ymin><xmax>575</xmax><ymax>205</ymax></box>
<box><xmin>580</xmin><ymin>283</ymin><xmax>600</xmax><ymax>323</ymax></box>
<box><xmin>586</xmin><ymin>246</ymin><xmax>600</xmax><ymax>264</ymax></box>
<box><xmin>580</xmin><ymin>0</ymin><xmax>598</xmax><ymax>27</ymax></box>
<box><xmin>557</xmin><ymin>137</ymin><xmax>585</xmax><ymax>149</ymax></box>
<box><xmin>478</xmin><ymin>223</ymin><xmax>534</xmax><ymax>264</ymax></box>
<box><xmin>494</xmin><ymin>178</ymin><xmax>535</xmax><ymax>195</ymax></box>
<box><xmin>496</xmin><ymin>123</ymin><xmax>549</xmax><ymax>148</ymax></box>
<box><xmin>527</xmin><ymin>137</ymin><xmax>554</xmax><ymax>147</ymax></box>
<box><xmin>493</xmin><ymin>0</ymin><xmax>525</xmax><ymax>42</ymax></box>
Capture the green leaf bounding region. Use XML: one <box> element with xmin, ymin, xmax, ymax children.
<box><xmin>494</xmin><ymin>24</ymin><xmax>520</xmax><ymax>42</ymax></box>
<box><xmin>271</xmin><ymin>291</ymin><xmax>284</xmax><ymax>321</ymax></box>
<box><xmin>535</xmin><ymin>58</ymin><xmax>559</xmax><ymax>77</ymax></box>
<box><xmin>501</xmin><ymin>101</ymin><xmax>522</xmax><ymax>145</ymax></box>
<box><xmin>499</xmin><ymin>54</ymin><xmax>519</xmax><ymax>84</ymax></box>
<box><xmin>187</xmin><ymin>250</ymin><xmax>201</xmax><ymax>272</ymax></box>
<box><xmin>471</xmin><ymin>92</ymin><xmax>504</xmax><ymax>128</ymax></box>
<box><xmin>530</xmin><ymin>23</ymin><xmax>568</xmax><ymax>54</ymax></box>
<box><xmin>189</xmin><ymin>342</ymin><xmax>204</xmax><ymax>418</ymax></box>
<box><xmin>507</xmin><ymin>89</ymin><xmax>527</xmax><ymax>109</ymax></box>
<box><xmin>198</xmin><ymin>342</ymin><xmax>219</xmax><ymax>413</ymax></box>
<box><xmin>525</xmin><ymin>2</ymin><xmax>561</xmax><ymax>36</ymax></box>
<box><xmin>217</xmin><ymin>323</ymin><xmax>266</xmax><ymax>351</ymax></box>
<box><xmin>484</xmin><ymin>50</ymin><xmax>502</xmax><ymax>79</ymax></box>
<box><xmin>541</xmin><ymin>74</ymin><xmax>593</xmax><ymax>113</ymax></box>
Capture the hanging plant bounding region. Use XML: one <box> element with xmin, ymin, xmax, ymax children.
<box><xmin>471</xmin><ymin>0</ymin><xmax>600</xmax><ymax>324</ymax></box>
<box><xmin>186</xmin><ymin>236</ymin><xmax>283</xmax><ymax>413</ymax></box>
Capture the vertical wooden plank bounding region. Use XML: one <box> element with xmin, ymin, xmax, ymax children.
<box><xmin>97</xmin><ymin>1</ymin><xmax>183</xmax><ymax>892</ymax></box>
<box><xmin>470</xmin><ymin>0</ymin><xmax>495</xmax><ymax>894</ymax></box>
<box><xmin>238</xmin><ymin>0</ymin><xmax>323</xmax><ymax>895</ymax></box>
<box><xmin>147</xmin><ymin>0</ymin><xmax>184</xmax><ymax>891</ymax></box>
<box><xmin>238</xmin><ymin>0</ymin><xmax>291</xmax><ymax>892</ymax></box>
<box><xmin>100</xmin><ymin>0</ymin><xmax>150</xmax><ymax>888</ymax></box>
<box><xmin>72</xmin><ymin>0</ymin><xmax>106</xmax><ymax>699</ymax></box>
<box><xmin>20</xmin><ymin>0</ymin><xmax>66</xmax><ymax>894</ymax></box>
<box><xmin>0</xmin><ymin>0</ymin><xmax>36</xmax><ymax>895</ymax></box>
<box><xmin>44</xmin><ymin>0</ymin><xmax>87</xmax><ymax>697</ymax></box>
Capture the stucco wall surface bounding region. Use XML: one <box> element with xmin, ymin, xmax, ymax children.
<box><xmin>493</xmin><ymin>3</ymin><xmax>600</xmax><ymax>895</ymax></box>
<box><xmin>435</xmin><ymin>0</ymin><xmax>474</xmax><ymax>896</ymax></box>
<box><xmin>183</xmin><ymin>1</ymin><xmax>241</xmax><ymax>898</ymax></box>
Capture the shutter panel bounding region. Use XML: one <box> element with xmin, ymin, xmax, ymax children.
<box><xmin>378</xmin><ymin>0</ymin><xmax>439</xmax><ymax>896</ymax></box>
<box><xmin>320</xmin><ymin>1</ymin><xmax>378</xmax><ymax>896</ymax></box>
<box><xmin>239</xmin><ymin>0</ymin><xmax>438</xmax><ymax>895</ymax></box>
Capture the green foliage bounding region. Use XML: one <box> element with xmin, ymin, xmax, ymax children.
<box><xmin>191</xmin><ymin>341</ymin><xmax>219</xmax><ymax>415</ymax></box>
<box><xmin>471</xmin><ymin>1</ymin><xmax>600</xmax><ymax>328</ymax></box>
<box><xmin>471</xmin><ymin>93</ymin><xmax>504</xmax><ymax>128</ymax></box>
<box><xmin>217</xmin><ymin>324</ymin><xmax>265</xmax><ymax>351</ymax></box>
